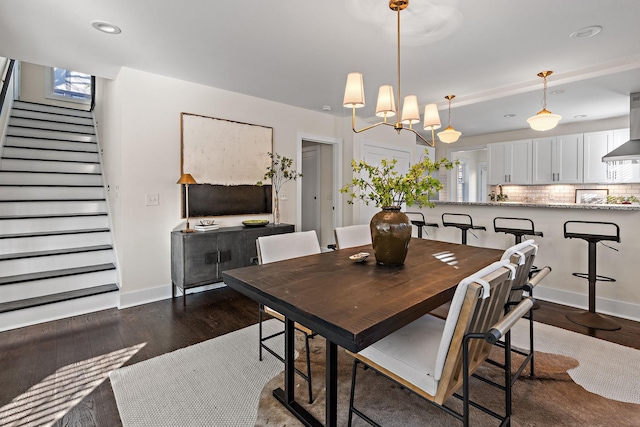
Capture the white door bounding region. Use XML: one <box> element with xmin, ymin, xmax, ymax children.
<box><xmin>359</xmin><ymin>143</ymin><xmax>412</xmax><ymax>225</ymax></box>
<box><xmin>584</xmin><ymin>131</ymin><xmax>613</xmax><ymax>183</ymax></box>
<box><xmin>532</xmin><ymin>137</ymin><xmax>555</xmax><ymax>184</ymax></box>
<box><xmin>556</xmin><ymin>133</ymin><xmax>583</xmax><ymax>183</ymax></box>
<box><xmin>508</xmin><ymin>139</ymin><xmax>532</xmax><ymax>184</ymax></box>
<box><xmin>301</xmin><ymin>145</ymin><xmax>321</xmax><ymax>236</ymax></box>
<box><xmin>478</xmin><ymin>162</ymin><xmax>488</xmax><ymax>202</ymax></box>
<box><xmin>487</xmin><ymin>143</ymin><xmax>506</xmax><ymax>184</ymax></box>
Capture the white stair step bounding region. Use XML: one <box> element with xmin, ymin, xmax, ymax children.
<box><xmin>0</xmin><ymin>230</ymin><xmax>112</xmax><ymax>255</ymax></box>
<box><xmin>5</xmin><ymin>136</ymin><xmax>98</xmax><ymax>153</ymax></box>
<box><xmin>0</xmin><ymin>269</ymin><xmax>117</xmax><ymax>304</ymax></box>
<box><xmin>12</xmin><ymin>101</ymin><xmax>93</xmax><ymax>118</ymax></box>
<box><xmin>6</xmin><ymin>127</ymin><xmax>96</xmax><ymax>143</ymax></box>
<box><xmin>0</xmin><ymin>171</ymin><xmax>102</xmax><ymax>186</ymax></box>
<box><xmin>2</xmin><ymin>146</ymin><xmax>99</xmax><ymax>163</ymax></box>
<box><xmin>11</xmin><ymin>109</ymin><xmax>94</xmax><ymax>126</ymax></box>
<box><xmin>0</xmin><ymin>249</ymin><xmax>114</xmax><ymax>276</ymax></box>
<box><xmin>0</xmin><ymin>200</ymin><xmax>107</xmax><ymax>216</ymax></box>
<box><xmin>9</xmin><ymin>117</ymin><xmax>94</xmax><ymax>135</ymax></box>
<box><xmin>0</xmin><ymin>186</ymin><xmax>105</xmax><ymax>200</ymax></box>
<box><xmin>0</xmin><ymin>214</ymin><xmax>108</xmax><ymax>234</ymax></box>
<box><xmin>0</xmin><ymin>285</ymin><xmax>118</xmax><ymax>331</ymax></box>
<box><xmin>0</xmin><ymin>158</ymin><xmax>101</xmax><ymax>174</ymax></box>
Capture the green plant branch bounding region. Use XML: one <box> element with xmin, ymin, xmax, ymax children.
<box><xmin>257</xmin><ymin>152</ymin><xmax>303</xmax><ymax>195</ymax></box>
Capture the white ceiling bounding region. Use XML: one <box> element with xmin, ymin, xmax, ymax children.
<box><xmin>2</xmin><ymin>0</ymin><xmax>640</xmax><ymax>138</ymax></box>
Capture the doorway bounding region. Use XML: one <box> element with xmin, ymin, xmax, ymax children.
<box><xmin>297</xmin><ymin>134</ymin><xmax>342</xmax><ymax>250</ymax></box>
<box><xmin>448</xmin><ymin>147</ymin><xmax>487</xmax><ymax>202</ymax></box>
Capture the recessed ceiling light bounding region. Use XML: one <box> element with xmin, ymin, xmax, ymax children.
<box><xmin>570</xmin><ymin>25</ymin><xmax>602</xmax><ymax>39</ymax></box>
<box><xmin>551</xmin><ymin>89</ymin><xmax>565</xmax><ymax>95</ymax></box>
<box><xmin>322</xmin><ymin>105</ymin><xmax>332</xmax><ymax>112</ymax></box>
<box><xmin>574</xmin><ymin>114</ymin><xmax>588</xmax><ymax>119</ymax></box>
<box><xmin>503</xmin><ymin>114</ymin><xmax>516</xmax><ymax>118</ymax></box>
<box><xmin>91</xmin><ymin>21</ymin><xmax>122</xmax><ymax>34</ymax></box>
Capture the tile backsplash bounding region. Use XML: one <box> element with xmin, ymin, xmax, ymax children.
<box><xmin>486</xmin><ymin>184</ymin><xmax>640</xmax><ymax>204</ymax></box>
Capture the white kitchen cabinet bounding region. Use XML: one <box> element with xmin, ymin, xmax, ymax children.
<box><xmin>583</xmin><ymin>129</ymin><xmax>637</xmax><ymax>183</ymax></box>
<box><xmin>532</xmin><ymin>134</ymin><xmax>583</xmax><ymax>184</ymax></box>
<box><xmin>487</xmin><ymin>139</ymin><xmax>532</xmax><ymax>184</ymax></box>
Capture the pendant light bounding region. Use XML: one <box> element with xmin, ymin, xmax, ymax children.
<box><xmin>527</xmin><ymin>71</ymin><xmax>562</xmax><ymax>131</ymax></box>
<box><xmin>437</xmin><ymin>95</ymin><xmax>462</xmax><ymax>143</ymax></box>
<box><xmin>343</xmin><ymin>0</ymin><xmax>441</xmax><ymax>146</ymax></box>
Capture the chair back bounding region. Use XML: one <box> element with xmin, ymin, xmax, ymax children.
<box><xmin>334</xmin><ymin>224</ymin><xmax>371</xmax><ymax>249</ymax></box>
<box><xmin>500</xmin><ymin>239</ymin><xmax>537</xmax><ymax>303</ymax></box>
<box><xmin>434</xmin><ymin>259</ymin><xmax>515</xmax><ymax>404</ymax></box>
<box><xmin>257</xmin><ymin>230</ymin><xmax>321</xmax><ymax>265</ymax></box>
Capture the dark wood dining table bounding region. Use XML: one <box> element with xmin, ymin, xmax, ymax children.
<box><xmin>222</xmin><ymin>238</ymin><xmax>503</xmax><ymax>427</ymax></box>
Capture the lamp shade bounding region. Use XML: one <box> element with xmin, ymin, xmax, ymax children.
<box><xmin>343</xmin><ymin>72</ymin><xmax>365</xmax><ymax>108</ymax></box>
<box><xmin>401</xmin><ymin>95</ymin><xmax>420</xmax><ymax>124</ymax></box>
<box><xmin>375</xmin><ymin>85</ymin><xmax>396</xmax><ymax>117</ymax></box>
<box><xmin>423</xmin><ymin>104</ymin><xmax>442</xmax><ymax>130</ymax></box>
<box><xmin>177</xmin><ymin>173</ymin><xmax>197</xmax><ymax>185</ymax></box>
<box><xmin>527</xmin><ymin>109</ymin><xmax>562</xmax><ymax>131</ymax></box>
<box><xmin>437</xmin><ymin>126</ymin><xmax>462</xmax><ymax>143</ymax></box>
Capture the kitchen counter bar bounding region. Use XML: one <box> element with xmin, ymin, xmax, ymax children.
<box><xmin>434</xmin><ymin>201</ymin><xmax>640</xmax><ymax>210</ymax></box>
<box><xmin>412</xmin><ymin>202</ymin><xmax>639</xmax><ymax>322</ymax></box>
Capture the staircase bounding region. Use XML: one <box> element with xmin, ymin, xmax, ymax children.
<box><xmin>0</xmin><ymin>100</ymin><xmax>119</xmax><ymax>331</ymax></box>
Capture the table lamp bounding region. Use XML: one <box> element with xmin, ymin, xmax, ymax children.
<box><xmin>177</xmin><ymin>173</ymin><xmax>197</xmax><ymax>232</ymax></box>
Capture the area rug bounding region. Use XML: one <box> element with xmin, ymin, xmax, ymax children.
<box><xmin>255</xmin><ymin>320</ymin><xmax>640</xmax><ymax>426</ymax></box>
<box><xmin>110</xmin><ymin>319</ymin><xmax>286</xmax><ymax>427</ymax></box>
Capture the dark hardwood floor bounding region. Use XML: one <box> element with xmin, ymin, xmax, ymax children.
<box><xmin>0</xmin><ymin>287</ymin><xmax>638</xmax><ymax>427</ymax></box>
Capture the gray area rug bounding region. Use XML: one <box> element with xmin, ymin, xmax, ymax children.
<box><xmin>110</xmin><ymin>320</ymin><xmax>285</xmax><ymax>427</ymax></box>
<box><xmin>255</xmin><ymin>320</ymin><xmax>640</xmax><ymax>426</ymax></box>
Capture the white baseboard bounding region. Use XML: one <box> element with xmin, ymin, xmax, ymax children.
<box><xmin>534</xmin><ymin>285</ymin><xmax>640</xmax><ymax>322</ymax></box>
<box><xmin>118</xmin><ymin>282</ymin><xmax>227</xmax><ymax>309</ymax></box>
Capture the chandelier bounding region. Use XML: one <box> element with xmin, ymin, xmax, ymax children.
<box><xmin>527</xmin><ymin>70</ymin><xmax>562</xmax><ymax>131</ymax></box>
<box><xmin>343</xmin><ymin>0</ymin><xmax>443</xmax><ymax>146</ymax></box>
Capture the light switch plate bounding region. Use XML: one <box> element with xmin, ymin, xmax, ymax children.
<box><xmin>146</xmin><ymin>193</ymin><xmax>159</xmax><ymax>206</ymax></box>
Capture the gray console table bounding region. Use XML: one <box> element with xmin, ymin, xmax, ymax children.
<box><xmin>171</xmin><ymin>223</ymin><xmax>295</xmax><ymax>305</ymax></box>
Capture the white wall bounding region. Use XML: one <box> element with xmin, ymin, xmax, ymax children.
<box><xmin>96</xmin><ymin>67</ymin><xmax>342</xmax><ymax>305</ymax></box>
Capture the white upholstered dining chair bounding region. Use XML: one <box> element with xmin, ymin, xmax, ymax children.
<box><xmin>256</xmin><ymin>230</ymin><xmax>321</xmax><ymax>403</ymax></box>
<box><xmin>333</xmin><ymin>224</ymin><xmax>371</xmax><ymax>249</ymax></box>
<box><xmin>346</xmin><ymin>259</ymin><xmax>535</xmax><ymax>426</ymax></box>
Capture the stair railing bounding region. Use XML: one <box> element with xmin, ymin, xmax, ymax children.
<box><xmin>0</xmin><ymin>59</ymin><xmax>15</xmax><ymax>116</ymax></box>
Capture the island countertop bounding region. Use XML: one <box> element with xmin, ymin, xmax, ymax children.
<box><xmin>433</xmin><ymin>200</ymin><xmax>640</xmax><ymax>211</ymax></box>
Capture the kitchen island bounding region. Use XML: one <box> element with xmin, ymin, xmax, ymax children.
<box><xmin>412</xmin><ymin>201</ymin><xmax>640</xmax><ymax>322</ymax></box>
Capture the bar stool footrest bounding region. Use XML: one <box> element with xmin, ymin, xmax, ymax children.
<box><xmin>571</xmin><ymin>272</ymin><xmax>616</xmax><ymax>282</ymax></box>
<box><xmin>566</xmin><ymin>311</ymin><xmax>621</xmax><ymax>331</ymax></box>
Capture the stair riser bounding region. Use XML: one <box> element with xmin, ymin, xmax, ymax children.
<box><xmin>0</xmin><ymin>200</ymin><xmax>107</xmax><ymax>216</ymax></box>
<box><xmin>0</xmin><ymin>215</ymin><xmax>109</xmax><ymax>234</ymax></box>
<box><xmin>12</xmin><ymin>101</ymin><xmax>93</xmax><ymax>118</ymax></box>
<box><xmin>5</xmin><ymin>136</ymin><xmax>98</xmax><ymax>153</ymax></box>
<box><xmin>0</xmin><ymin>232</ymin><xmax>112</xmax><ymax>255</ymax></box>
<box><xmin>0</xmin><ymin>250</ymin><xmax>115</xmax><ymax>277</ymax></box>
<box><xmin>9</xmin><ymin>117</ymin><xmax>94</xmax><ymax>135</ymax></box>
<box><xmin>7</xmin><ymin>127</ymin><xmax>96</xmax><ymax>143</ymax></box>
<box><xmin>0</xmin><ymin>159</ymin><xmax>101</xmax><ymax>174</ymax></box>
<box><xmin>11</xmin><ymin>109</ymin><xmax>94</xmax><ymax>126</ymax></box>
<box><xmin>0</xmin><ymin>171</ymin><xmax>102</xmax><ymax>186</ymax></box>
<box><xmin>2</xmin><ymin>147</ymin><xmax>99</xmax><ymax>163</ymax></box>
<box><xmin>0</xmin><ymin>186</ymin><xmax>105</xmax><ymax>200</ymax></box>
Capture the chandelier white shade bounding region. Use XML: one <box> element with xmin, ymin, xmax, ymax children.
<box><xmin>343</xmin><ymin>72</ymin><xmax>365</xmax><ymax>108</ymax></box>
<box><xmin>343</xmin><ymin>0</ymin><xmax>444</xmax><ymax>147</ymax></box>
<box><xmin>375</xmin><ymin>85</ymin><xmax>396</xmax><ymax>118</ymax></box>
<box><xmin>527</xmin><ymin>70</ymin><xmax>562</xmax><ymax>131</ymax></box>
<box><xmin>437</xmin><ymin>94</ymin><xmax>462</xmax><ymax>143</ymax></box>
<box><xmin>423</xmin><ymin>103</ymin><xmax>441</xmax><ymax>130</ymax></box>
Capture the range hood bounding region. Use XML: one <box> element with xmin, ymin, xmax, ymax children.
<box><xmin>602</xmin><ymin>92</ymin><xmax>640</xmax><ymax>162</ymax></box>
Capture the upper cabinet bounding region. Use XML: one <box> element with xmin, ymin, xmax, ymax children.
<box><xmin>487</xmin><ymin>139</ymin><xmax>532</xmax><ymax>184</ymax></box>
<box><xmin>583</xmin><ymin>129</ymin><xmax>639</xmax><ymax>183</ymax></box>
<box><xmin>532</xmin><ymin>134</ymin><xmax>583</xmax><ymax>184</ymax></box>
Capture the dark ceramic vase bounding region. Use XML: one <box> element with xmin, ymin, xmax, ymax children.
<box><xmin>370</xmin><ymin>206</ymin><xmax>412</xmax><ymax>266</ymax></box>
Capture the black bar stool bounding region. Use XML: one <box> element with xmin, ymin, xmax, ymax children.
<box><xmin>406</xmin><ymin>212</ymin><xmax>438</xmax><ymax>238</ymax></box>
<box><xmin>564</xmin><ymin>220</ymin><xmax>621</xmax><ymax>331</ymax></box>
<box><xmin>442</xmin><ymin>213</ymin><xmax>486</xmax><ymax>245</ymax></box>
<box><xmin>494</xmin><ymin>217</ymin><xmax>543</xmax><ymax>245</ymax></box>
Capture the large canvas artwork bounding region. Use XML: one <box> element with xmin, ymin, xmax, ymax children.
<box><xmin>180</xmin><ymin>113</ymin><xmax>273</xmax><ymax>217</ymax></box>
